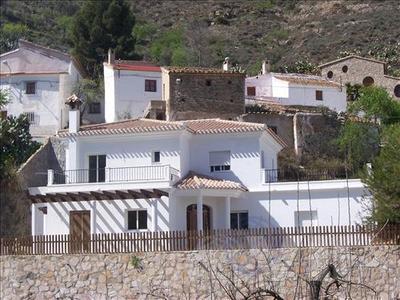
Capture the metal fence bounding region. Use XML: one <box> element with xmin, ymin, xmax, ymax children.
<box><xmin>264</xmin><ymin>168</ymin><xmax>355</xmax><ymax>183</ymax></box>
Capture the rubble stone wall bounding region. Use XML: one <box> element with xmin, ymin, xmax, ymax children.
<box><xmin>1</xmin><ymin>245</ymin><xmax>399</xmax><ymax>299</ymax></box>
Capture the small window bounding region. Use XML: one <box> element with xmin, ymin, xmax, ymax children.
<box><xmin>247</xmin><ymin>86</ymin><xmax>256</xmax><ymax>96</ymax></box>
<box><xmin>25</xmin><ymin>112</ymin><xmax>36</xmax><ymax>124</ymax></box>
<box><xmin>315</xmin><ymin>90</ymin><xmax>323</xmax><ymax>101</ymax></box>
<box><xmin>152</xmin><ymin>151</ymin><xmax>160</xmax><ymax>163</ymax></box>
<box><xmin>206</xmin><ymin>79</ymin><xmax>212</xmax><ymax>86</ymax></box>
<box><xmin>209</xmin><ymin>151</ymin><xmax>231</xmax><ymax>172</ymax></box>
<box><xmin>127</xmin><ymin>210</ymin><xmax>147</xmax><ymax>230</ymax></box>
<box><xmin>145</xmin><ymin>79</ymin><xmax>157</xmax><ymax>92</ymax></box>
<box><xmin>230</xmin><ymin>212</ymin><xmax>248</xmax><ymax>230</ymax></box>
<box><xmin>88</xmin><ymin>102</ymin><xmax>101</xmax><ymax>114</ymax></box>
<box><xmin>342</xmin><ymin>65</ymin><xmax>348</xmax><ymax>73</ymax></box>
<box><xmin>25</xmin><ymin>82</ymin><xmax>36</xmax><ymax>94</ymax></box>
<box><xmin>363</xmin><ymin>76</ymin><xmax>374</xmax><ymax>87</ymax></box>
<box><xmin>394</xmin><ymin>85</ymin><xmax>400</xmax><ymax>98</ymax></box>
<box><xmin>268</xmin><ymin>125</ymin><xmax>277</xmax><ymax>134</ymax></box>
<box><xmin>327</xmin><ymin>71</ymin><xmax>333</xmax><ymax>79</ymax></box>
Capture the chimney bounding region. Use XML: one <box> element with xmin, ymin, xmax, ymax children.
<box><xmin>65</xmin><ymin>94</ymin><xmax>82</xmax><ymax>133</ymax></box>
<box><xmin>262</xmin><ymin>60</ymin><xmax>271</xmax><ymax>74</ymax></box>
<box><xmin>108</xmin><ymin>48</ymin><xmax>115</xmax><ymax>64</ymax></box>
<box><xmin>223</xmin><ymin>57</ymin><xmax>230</xmax><ymax>71</ymax></box>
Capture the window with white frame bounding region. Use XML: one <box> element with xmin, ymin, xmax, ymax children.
<box><xmin>127</xmin><ymin>210</ymin><xmax>147</xmax><ymax>230</ymax></box>
<box><xmin>230</xmin><ymin>211</ymin><xmax>248</xmax><ymax>230</ymax></box>
<box><xmin>209</xmin><ymin>151</ymin><xmax>231</xmax><ymax>172</ymax></box>
<box><xmin>294</xmin><ymin>210</ymin><xmax>318</xmax><ymax>227</ymax></box>
<box><xmin>88</xmin><ymin>155</ymin><xmax>106</xmax><ymax>183</ymax></box>
<box><xmin>152</xmin><ymin>151</ymin><xmax>161</xmax><ymax>163</ymax></box>
<box><xmin>25</xmin><ymin>81</ymin><xmax>36</xmax><ymax>94</ymax></box>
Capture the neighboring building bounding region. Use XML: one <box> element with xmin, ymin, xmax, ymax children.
<box><xmin>103</xmin><ymin>52</ymin><xmax>162</xmax><ymax>123</ymax></box>
<box><xmin>161</xmin><ymin>60</ymin><xmax>245</xmax><ymax>121</ymax></box>
<box><xmin>319</xmin><ymin>55</ymin><xmax>400</xmax><ymax>100</ymax></box>
<box><xmin>0</xmin><ymin>40</ymin><xmax>86</xmax><ymax>140</ymax></box>
<box><xmin>246</xmin><ymin>61</ymin><xmax>347</xmax><ymax>112</ymax></box>
<box><xmin>27</xmin><ymin>107</ymin><xmax>369</xmax><ymax>236</ymax></box>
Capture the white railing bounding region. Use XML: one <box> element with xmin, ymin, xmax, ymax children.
<box><xmin>48</xmin><ymin>165</ymin><xmax>180</xmax><ymax>185</ymax></box>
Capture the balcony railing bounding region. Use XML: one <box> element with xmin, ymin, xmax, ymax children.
<box><xmin>263</xmin><ymin>168</ymin><xmax>355</xmax><ymax>183</ymax></box>
<box><xmin>49</xmin><ymin>165</ymin><xmax>180</xmax><ymax>185</ymax></box>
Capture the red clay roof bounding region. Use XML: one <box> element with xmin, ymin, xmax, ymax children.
<box><xmin>110</xmin><ymin>60</ymin><xmax>161</xmax><ymax>72</ymax></box>
<box><xmin>162</xmin><ymin>66</ymin><xmax>244</xmax><ymax>75</ymax></box>
<box><xmin>58</xmin><ymin>118</ymin><xmax>286</xmax><ymax>147</ymax></box>
<box><xmin>175</xmin><ymin>171</ymin><xmax>248</xmax><ymax>191</ymax></box>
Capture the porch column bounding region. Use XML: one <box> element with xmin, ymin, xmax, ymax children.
<box><xmin>31</xmin><ymin>203</ymin><xmax>36</xmax><ymax>236</ymax></box>
<box><xmin>225</xmin><ymin>197</ymin><xmax>231</xmax><ymax>229</ymax></box>
<box><xmin>197</xmin><ymin>193</ymin><xmax>203</xmax><ymax>232</ymax></box>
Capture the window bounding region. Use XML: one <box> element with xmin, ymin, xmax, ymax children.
<box><xmin>88</xmin><ymin>102</ymin><xmax>101</xmax><ymax>114</ymax></box>
<box><xmin>145</xmin><ymin>79</ymin><xmax>157</xmax><ymax>92</ymax></box>
<box><xmin>268</xmin><ymin>125</ymin><xmax>277</xmax><ymax>134</ymax></box>
<box><xmin>152</xmin><ymin>151</ymin><xmax>160</xmax><ymax>163</ymax></box>
<box><xmin>247</xmin><ymin>86</ymin><xmax>256</xmax><ymax>96</ymax></box>
<box><xmin>315</xmin><ymin>90</ymin><xmax>323</xmax><ymax>101</ymax></box>
<box><xmin>88</xmin><ymin>155</ymin><xmax>106</xmax><ymax>183</ymax></box>
<box><xmin>209</xmin><ymin>151</ymin><xmax>231</xmax><ymax>172</ymax></box>
<box><xmin>127</xmin><ymin>210</ymin><xmax>147</xmax><ymax>230</ymax></box>
<box><xmin>342</xmin><ymin>65</ymin><xmax>348</xmax><ymax>73</ymax></box>
<box><xmin>26</xmin><ymin>112</ymin><xmax>36</xmax><ymax>124</ymax></box>
<box><xmin>25</xmin><ymin>82</ymin><xmax>36</xmax><ymax>94</ymax></box>
<box><xmin>394</xmin><ymin>85</ymin><xmax>400</xmax><ymax>98</ymax></box>
<box><xmin>294</xmin><ymin>210</ymin><xmax>318</xmax><ymax>227</ymax></box>
<box><xmin>363</xmin><ymin>76</ymin><xmax>374</xmax><ymax>87</ymax></box>
<box><xmin>206</xmin><ymin>79</ymin><xmax>212</xmax><ymax>86</ymax></box>
<box><xmin>327</xmin><ymin>71</ymin><xmax>333</xmax><ymax>79</ymax></box>
<box><xmin>230</xmin><ymin>212</ymin><xmax>248</xmax><ymax>230</ymax></box>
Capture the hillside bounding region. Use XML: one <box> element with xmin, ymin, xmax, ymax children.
<box><xmin>1</xmin><ymin>0</ymin><xmax>399</xmax><ymax>75</ymax></box>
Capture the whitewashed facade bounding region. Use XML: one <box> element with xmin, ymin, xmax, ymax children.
<box><xmin>29</xmin><ymin>115</ymin><xmax>369</xmax><ymax>236</ymax></box>
<box><xmin>103</xmin><ymin>55</ymin><xmax>162</xmax><ymax>123</ymax></box>
<box><xmin>246</xmin><ymin>62</ymin><xmax>347</xmax><ymax>112</ymax></box>
<box><xmin>0</xmin><ymin>40</ymin><xmax>85</xmax><ymax>139</ymax></box>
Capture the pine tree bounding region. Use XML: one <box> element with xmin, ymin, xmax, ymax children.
<box><xmin>68</xmin><ymin>0</ymin><xmax>137</xmax><ymax>78</ymax></box>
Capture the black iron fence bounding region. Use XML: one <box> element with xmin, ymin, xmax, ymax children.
<box><xmin>264</xmin><ymin>168</ymin><xmax>355</xmax><ymax>183</ymax></box>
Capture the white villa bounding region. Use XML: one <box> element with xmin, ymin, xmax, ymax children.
<box><xmin>28</xmin><ymin>104</ymin><xmax>369</xmax><ymax>237</ymax></box>
<box><xmin>246</xmin><ymin>61</ymin><xmax>347</xmax><ymax>112</ymax></box>
<box><xmin>103</xmin><ymin>51</ymin><xmax>162</xmax><ymax>123</ymax></box>
<box><xmin>0</xmin><ymin>40</ymin><xmax>88</xmax><ymax>140</ymax></box>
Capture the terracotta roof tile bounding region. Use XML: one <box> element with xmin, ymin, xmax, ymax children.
<box><xmin>175</xmin><ymin>171</ymin><xmax>247</xmax><ymax>191</ymax></box>
<box><xmin>110</xmin><ymin>60</ymin><xmax>161</xmax><ymax>72</ymax></box>
<box><xmin>162</xmin><ymin>66</ymin><xmax>244</xmax><ymax>75</ymax></box>
<box><xmin>273</xmin><ymin>73</ymin><xmax>341</xmax><ymax>88</ymax></box>
<box><xmin>184</xmin><ymin>118</ymin><xmax>265</xmax><ymax>134</ymax></box>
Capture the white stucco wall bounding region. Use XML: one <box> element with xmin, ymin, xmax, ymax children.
<box><xmin>104</xmin><ymin>65</ymin><xmax>162</xmax><ymax>122</ymax></box>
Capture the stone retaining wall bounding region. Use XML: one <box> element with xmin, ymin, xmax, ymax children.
<box><xmin>1</xmin><ymin>246</ymin><xmax>399</xmax><ymax>299</ymax></box>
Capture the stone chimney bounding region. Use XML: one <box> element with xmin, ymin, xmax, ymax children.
<box><xmin>108</xmin><ymin>48</ymin><xmax>115</xmax><ymax>64</ymax></box>
<box><xmin>262</xmin><ymin>60</ymin><xmax>271</xmax><ymax>74</ymax></box>
<box><xmin>65</xmin><ymin>94</ymin><xmax>82</xmax><ymax>133</ymax></box>
<box><xmin>223</xmin><ymin>57</ymin><xmax>230</xmax><ymax>71</ymax></box>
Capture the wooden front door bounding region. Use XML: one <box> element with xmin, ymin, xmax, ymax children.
<box><xmin>69</xmin><ymin>211</ymin><xmax>91</xmax><ymax>253</ymax></box>
<box><xmin>186</xmin><ymin>204</ymin><xmax>211</xmax><ymax>232</ymax></box>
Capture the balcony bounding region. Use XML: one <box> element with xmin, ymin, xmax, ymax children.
<box><xmin>262</xmin><ymin>168</ymin><xmax>355</xmax><ymax>183</ymax></box>
<box><xmin>48</xmin><ymin>165</ymin><xmax>180</xmax><ymax>186</ymax></box>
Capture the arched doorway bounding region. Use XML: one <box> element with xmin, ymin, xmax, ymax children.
<box><xmin>186</xmin><ymin>204</ymin><xmax>211</xmax><ymax>232</ymax></box>
<box><xmin>363</xmin><ymin>76</ymin><xmax>374</xmax><ymax>87</ymax></box>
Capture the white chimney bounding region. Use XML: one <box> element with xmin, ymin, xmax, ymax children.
<box><xmin>108</xmin><ymin>48</ymin><xmax>115</xmax><ymax>64</ymax></box>
<box><xmin>65</xmin><ymin>94</ymin><xmax>82</xmax><ymax>133</ymax></box>
<box><xmin>223</xmin><ymin>57</ymin><xmax>230</xmax><ymax>71</ymax></box>
<box><xmin>262</xmin><ymin>60</ymin><xmax>271</xmax><ymax>74</ymax></box>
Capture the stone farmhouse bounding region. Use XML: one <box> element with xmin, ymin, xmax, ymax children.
<box><xmin>319</xmin><ymin>55</ymin><xmax>400</xmax><ymax>100</ymax></box>
<box><xmin>24</xmin><ymin>102</ymin><xmax>369</xmax><ymax>237</ymax></box>
<box><xmin>0</xmin><ymin>40</ymin><xmax>103</xmax><ymax>140</ymax></box>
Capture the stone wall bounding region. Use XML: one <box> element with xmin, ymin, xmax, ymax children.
<box><xmin>320</xmin><ymin>57</ymin><xmax>400</xmax><ymax>100</ymax></box>
<box><xmin>167</xmin><ymin>73</ymin><xmax>245</xmax><ymax>121</ymax></box>
<box><xmin>1</xmin><ymin>246</ymin><xmax>399</xmax><ymax>299</ymax></box>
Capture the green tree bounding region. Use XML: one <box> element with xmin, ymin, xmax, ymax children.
<box><xmin>0</xmin><ymin>23</ymin><xmax>28</xmax><ymax>53</ymax></box>
<box><xmin>73</xmin><ymin>78</ymin><xmax>104</xmax><ymax>119</ymax></box>
<box><xmin>0</xmin><ymin>89</ymin><xmax>10</xmax><ymax>109</ymax></box>
<box><xmin>0</xmin><ymin>114</ymin><xmax>40</xmax><ymax>178</ymax></box>
<box><xmin>364</xmin><ymin>125</ymin><xmax>400</xmax><ymax>224</ymax></box>
<box><xmin>68</xmin><ymin>0</ymin><xmax>137</xmax><ymax>78</ymax></box>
